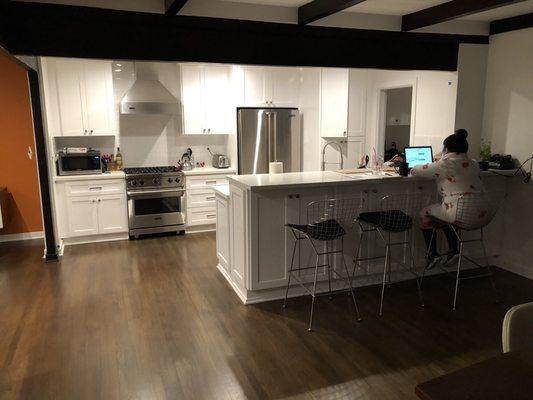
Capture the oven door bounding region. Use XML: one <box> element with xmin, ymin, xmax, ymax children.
<box><xmin>128</xmin><ymin>188</ymin><xmax>185</xmax><ymax>229</ymax></box>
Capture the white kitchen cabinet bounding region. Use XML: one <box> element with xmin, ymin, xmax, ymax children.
<box><xmin>97</xmin><ymin>195</ymin><xmax>128</xmax><ymax>234</ymax></box>
<box><xmin>180</xmin><ymin>64</ymin><xmax>236</xmax><ymax>135</ymax></box>
<box><xmin>58</xmin><ymin>178</ymin><xmax>128</xmax><ymax>239</ymax></box>
<box><xmin>41</xmin><ymin>58</ymin><xmax>116</xmax><ymax>137</ymax></box>
<box><xmin>66</xmin><ymin>197</ymin><xmax>99</xmax><ymax>237</ymax></box>
<box><xmin>215</xmin><ymin>193</ymin><xmax>230</xmax><ymax>274</ymax></box>
<box><xmin>347</xmin><ymin>69</ymin><xmax>367</xmax><ymax>138</ymax></box>
<box><xmin>243</xmin><ymin>66</ymin><xmax>300</xmax><ymax>107</ymax></box>
<box><xmin>319</xmin><ymin>68</ymin><xmax>349</xmax><ymax>138</ymax></box>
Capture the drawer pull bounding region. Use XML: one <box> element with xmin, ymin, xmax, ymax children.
<box><xmin>206</xmin><ymin>196</ymin><xmax>216</xmax><ymax>201</ymax></box>
<box><xmin>205</xmin><ymin>180</ymin><xmax>217</xmax><ymax>184</ymax></box>
<box><xmin>89</xmin><ymin>187</ymin><xmax>102</xmax><ymax>190</ymax></box>
<box><xmin>206</xmin><ymin>214</ymin><xmax>216</xmax><ymax>219</ymax></box>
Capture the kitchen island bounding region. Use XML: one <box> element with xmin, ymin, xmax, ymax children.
<box><xmin>216</xmin><ymin>171</ymin><xmax>507</xmax><ymax>304</ymax></box>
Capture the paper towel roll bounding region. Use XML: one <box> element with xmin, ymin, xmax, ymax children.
<box><xmin>269</xmin><ymin>161</ymin><xmax>283</xmax><ymax>174</ymax></box>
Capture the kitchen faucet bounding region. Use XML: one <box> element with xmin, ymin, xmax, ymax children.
<box><xmin>321</xmin><ymin>141</ymin><xmax>344</xmax><ymax>171</ymax></box>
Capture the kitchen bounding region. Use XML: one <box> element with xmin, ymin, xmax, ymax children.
<box><xmin>43</xmin><ymin>58</ymin><xmax>461</xmax><ymax>253</ymax></box>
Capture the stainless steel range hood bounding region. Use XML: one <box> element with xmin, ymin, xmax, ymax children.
<box><xmin>120</xmin><ymin>66</ymin><xmax>179</xmax><ymax>115</ymax></box>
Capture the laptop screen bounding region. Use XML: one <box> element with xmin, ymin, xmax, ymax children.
<box><xmin>405</xmin><ymin>146</ymin><xmax>433</xmax><ymax>168</ymax></box>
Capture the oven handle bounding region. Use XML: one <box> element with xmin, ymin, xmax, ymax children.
<box><xmin>127</xmin><ymin>188</ymin><xmax>185</xmax><ymax>197</ymax></box>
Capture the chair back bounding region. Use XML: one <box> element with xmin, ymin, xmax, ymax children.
<box><xmin>454</xmin><ymin>191</ymin><xmax>505</xmax><ymax>231</ymax></box>
<box><xmin>306</xmin><ymin>197</ymin><xmax>364</xmax><ymax>238</ymax></box>
<box><xmin>502</xmin><ymin>302</ymin><xmax>533</xmax><ymax>353</ymax></box>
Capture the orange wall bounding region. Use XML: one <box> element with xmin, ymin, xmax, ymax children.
<box><xmin>0</xmin><ymin>51</ymin><xmax>43</xmax><ymax>235</ymax></box>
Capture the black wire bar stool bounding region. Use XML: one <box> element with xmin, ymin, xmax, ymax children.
<box><xmin>353</xmin><ymin>192</ymin><xmax>430</xmax><ymax>316</ymax></box>
<box><xmin>284</xmin><ymin>197</ymin><xmax>364</xmax><ymax>332</ymax></box>
<box><xmin>423</xmin><ymin>191</ymin><xmax>506</xmax><ymax>310</ymax></box>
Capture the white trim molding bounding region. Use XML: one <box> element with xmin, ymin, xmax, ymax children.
<box><xmin>0</xmin><ymin>231</ymin><xmax>44</xmax><ymax>243</ymax></box>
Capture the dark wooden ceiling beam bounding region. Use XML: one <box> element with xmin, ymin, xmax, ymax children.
<box><xmin>298</xmin><ymin>0</ymin><xmax>368</xmax><ymax>25</ymax></box>
<box><xmin>402</xmin><ymin>0</ymin><xmax>528</xmax><ymax>31</ymax></box>
<box><xmin>165</xmin><ymin>0</ymin><xmax>188</xmax><ymax>15</ymax></box>
<box><xmin>490</xmin><ymin>12</ymin><xmax>533</xmax><ymax>34</ymax></box>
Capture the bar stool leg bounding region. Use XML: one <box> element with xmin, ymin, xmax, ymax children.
<box><xmin>350</xmin><ymin>229</ymin><xmax>364</xmax><ymax>293</ymax></box>
<box><xmin>408</xmin><ymin>230</ymin><xmax>424</xmax><ymax>307</ymax></box>
<box><xmin>452</xmin><ymin>239</ymin><xmax>464</xmax><ymax>311</ymax></box>
<box><xmin>283</xmin><ymin>236</ymin><xmax>298</xmax><ymax>309</ymax></box>
<box><xmin>308</xmin><ymin>254</ymin><xmax>320</xmax><ymax>332</ymax></box>
<box><xmin>341</xmin><ymin>238</ymin><xmax>362</xmax><ymax>322</ymax></box>
<box><xmin>326</xmin><ymin>242</ymin><xmax>333</xmax><ymax>300</ymax></box>
<box><xmin>379</xmin><ymin>241</ymin><xmax>390</xmax><ymax>316</ymax></box>
<box><xmin>480</xmin><ymin>228</ymin><xmax>499</xmax><ymax>302</ymax></box>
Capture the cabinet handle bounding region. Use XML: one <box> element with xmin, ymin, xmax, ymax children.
<box><xmin>295</xmin><ymin>194</ymin><xmax>300</xmax><ymax>199</ymax></box>
<box><xmin>205</xmin><ymin>180</ymin><xmax>217</xmax><ymax>184</ymax></box>
<box><xmin>92</xmin><ymin>199</ymin><xmax>96</xmax><ymax>203</ymax></box>
<box><xmin>207</xmin><ymin>128</ymin><xmax>211</xmax><ymax>133</ymax></box>
<box><xmin>90</xmin><ymin>130</ymin><xmax>94</xmax><ymax>135</ymax></box>
<box><xmin>363</xmin><ymin>190</ymin><xmax>369</xmax><ymax>194</ymax></box>
<box><xmin>206</xmin><ymin>196</ymin><xmax>216</xmax><ymax>201</ymax></box>
<box><xmin>343</xmin><ymin>131</ymin><xmax>347</xmax><ymax>136</ymax></box>
<box><xmin>203</xmin><ymin>129</ymin><xmax>206</xmax><ymax>134</ymax></box>
<box><xmin>97</xmin><ymin>199</ymin><xmax>101</xmax><ymax>202</ymax></box>
<box><xmin>372</xmin><ymin>189</ymin><xmax>378</xmax><ymax>194</ymax></box>
<box><xmin>89</xmin><ymin>187</ymin><xmax>102</xmax><ymax>190</ymax></box>
<box><xmin>206</xmin><ymin>214</ymin><xmax>216</xmax><ymax>219</ymax></box>
<box><xmin>84</xmin><ymin>130</ymin><xmax>87</xmax><ymax>135</ymax></box>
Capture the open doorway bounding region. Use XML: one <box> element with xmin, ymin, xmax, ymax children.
<box><xmin>380</xmin><ymin>87</ymin><xmax>413</xmax><ymax>161</ymax></box>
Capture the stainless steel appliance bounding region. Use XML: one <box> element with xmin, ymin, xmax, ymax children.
<box><xmin>125</xmin><ymin>166</ymin><xmax>186</xmax><ymax>238</ymax></box>
<box><xmin>57</xmin><ymin>149</ymin><xmax>102</xmax><ymax>176</ymax></box>
<box><xmin>208</xmin><ymin>147</ymin><xmax>230</xmax><ymax>169</ymax></box>
<box><xmin>237</xmin><ymin>107</ymin><xmax>300</xmax><ymax>174</ymax></box>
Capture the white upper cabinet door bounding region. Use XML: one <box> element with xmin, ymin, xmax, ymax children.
<box><xmin>181</xmin><ymin>64</ymin><xmax>206</xmax><ymax>135</ymax></box>
<box><xmin>82</xmin><ymin>61</ymin><xmax>116</xmax><ymax>136</ymax></box>
<box><xmin>347</xmin><ymin>69</ymin><xmax>367</xmax><ymax>137</ymax></box>
<box><xmin>243</xmin><ymin>67</ymin><xmax>270</xmax><ymax>107</ymax></box>
<box><xmin>66</xmin><ymin>196</ymin><xmax>98</xmax><ymax>237</ymax></box>
<box><xmin>54</xmin><ymin>59</ymin><xmax>87</xmax><ymax>136</ymax></box>
<box><xmin>270</xmin><ymin>67</ymin><xmax>300</xmax><ymax>107</ymax></box>
<box><xmin>203</xmin><ymin>65</ymin><xmax>234</xmax><ymax>134</ymax></box>
<box><xmin>97</xmin><ymin>195</ymin><xmax>128</xmax><ymax>234</ymax></box>
<box><xmin>320</xmin><ymin>68</ymin><xmax>349</xmax><ymax>138</ymax></box>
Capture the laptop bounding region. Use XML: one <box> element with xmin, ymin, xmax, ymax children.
<box><xmin>404</xmin><ymin>146</ymin><xmax>434</xmax><ymax>169</ymax></box>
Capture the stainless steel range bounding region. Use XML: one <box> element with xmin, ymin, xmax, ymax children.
<box><xmin>124</xmin><ymin>166</ymin><xmax>186</xmax><ymax>238</ymax></box>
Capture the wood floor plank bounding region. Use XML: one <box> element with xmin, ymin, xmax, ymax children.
<box><xmin>0</xmin><ymin>234</ymin><xmax>532</xmax><ymax>400</ymax></box>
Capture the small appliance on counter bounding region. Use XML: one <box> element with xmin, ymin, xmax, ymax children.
<box><xmin>489</xmin><ymin>154</ymin><xmax>515</xmax><ymax>170</ymax></box>
<box><xmin>56</xmin><ymin>148</ymin><xmax>102</xmax><ymax>176</ymax></box>
<box><xmin>179</xmin><ymin>148</ymin><xmax>194</xmax><ymax>171</ymax></box>
<box><xmin>207</xmin><ymin>147</ymin><xmax>230</xmax><ymax>169</ymax></box>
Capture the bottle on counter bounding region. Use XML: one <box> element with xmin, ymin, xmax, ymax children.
<box><xmin>115</xmin><ymin>147</ymin><xmax>123</xmax><ymax>171</ymax></box>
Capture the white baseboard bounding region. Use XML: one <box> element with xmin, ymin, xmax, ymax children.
<box><xmin>0</xmin><ymin>231</ymin><xmax>44</xmax><ymax>243</ymax></box>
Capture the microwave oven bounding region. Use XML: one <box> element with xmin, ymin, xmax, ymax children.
<box><xmin>57</xmin><ymin>150</ymin><xmax>102</xmax><ymax>176</ymax></box>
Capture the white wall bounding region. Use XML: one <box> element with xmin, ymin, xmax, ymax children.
<box><xmin>481</xmin><ymin>28</ymin><xmax>533</xmax><ymax>279</ymax></box>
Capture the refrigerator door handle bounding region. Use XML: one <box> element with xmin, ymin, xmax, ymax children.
<box><xmin>266</xmin><ymin>112</ymin><xmax>272</xmax><ymax>163</ymax></box>
<box><xmin>271</xmin><ymin>112</ymin><xmax>277</xmax><ymax>162</ymax></box>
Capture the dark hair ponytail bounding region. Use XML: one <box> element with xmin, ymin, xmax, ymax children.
<box><xmin>444</xmin><ymin>129</ymin><xmax>469</xmax><ymax>153</ymax></box>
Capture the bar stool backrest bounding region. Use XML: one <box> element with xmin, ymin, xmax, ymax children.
<box><xmin>306</xmin><ymin>197</ymin><xmax>365</xmax><ymax>238</ymax></box>
<box><xmin>378</xmin><ymin>192</ymin><xmax>432</xmax><ymax>232</ymax></box>
<box><xmin>454</xmin><ymin>191</ymin><xmax>505</xmax><ymax>231</ymax></box>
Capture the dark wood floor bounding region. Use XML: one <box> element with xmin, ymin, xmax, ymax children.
<box><xmin>0</xmin><ymin>234</ymin><xmax>532</xmax><ymax>400</ymax></box>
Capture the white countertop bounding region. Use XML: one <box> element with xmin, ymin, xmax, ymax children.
<box><xmin>212</xmin><ymin>184</ymin><xmax>230</xmax><ymax>198</ymax></box>
<box><xmin>227</xmin><ymin>169</ymin><xmax>508</xmax><ymax>191</ymax></box>
<box><xmin>54</xmin><ymin>171</ymin><xmax>125</xmax><ymax>182</ymax></box>
<box><xmin>183</xmin><ymin>167</ymin><xmax>236</xmax><ymax>176</ymax></box>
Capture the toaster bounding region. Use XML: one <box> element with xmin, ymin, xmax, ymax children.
<box><xmin>212</xmin><ymin>154</ymin><xmax>230</xmax><ymax>169</ymax></box>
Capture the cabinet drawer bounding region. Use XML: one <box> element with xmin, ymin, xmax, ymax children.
<box><xmin>187</xmin><ymin>188</ymin><xmax>217</xmax><ymax>208</ymax></box>
<box><xmin>186</xmin><ymin>175</ymin><xmax>230</xmax><ymax>189</ymax></box>
<box><xmin>66</xmin><ymin>179</ymin><xmax>125</xmax><ymax>197</ymax></box>
<box><xmin>187</xmin><ymin>206</ymin><xmax>217</xmax><ymax>226</ymax></box>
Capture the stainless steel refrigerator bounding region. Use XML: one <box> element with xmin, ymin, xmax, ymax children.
<box><xmin>237</xmin><ymin>108</ymin><xmax>301</xmax><ymax>175</ymax></box>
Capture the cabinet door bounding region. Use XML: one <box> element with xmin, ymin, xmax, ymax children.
<box><xmin>203</xmin><ymin>65</ymin><xmax>234</xmax><ymax>134</ymax></box>
<box><xmin>320</xmin><ymin>68</ymin><xmax>349</xmax><ymax>138</ymax></box>
<box><xmin>181</xmin><ymin>65</ymin><xmax>206</xmax><ymax>135</ymax></box>
<box><xmin>243</xmin><ymin>67</ymin><xmax>270</xmax><ymax>107</ymax></box>
<box><xmin>54</xmin><ymin>59</ymin><xmax>87</xmax><ymax>136</ymax></box>
<box><xmin>66</xmin><ymin>197</ymin><xmax>98</xmax><ymax>237</ymax></box>
<box><xmin>348</xmin><ymin>70</ymin><xmax>367</xmax><ymax>137</ymax></box>
<box><xmin>216</xmin><ymin>197</ymin><xmax>230</xmax><ymax>274</ymax></box>
<box><xmin>97</xmin><ymin>195</ymin><xmax>128</xmax><ymax>234</ymax></box>
<box><xmin>83</xmin><ymin>60</ymin><xmax>115</xmax><ymax>136</ymax></box>
<box><xmin>270</xmin><ymin>67</ymin><xmax>300</xmax><ymax>107</ymax></box>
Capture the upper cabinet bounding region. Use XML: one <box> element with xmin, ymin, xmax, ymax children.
<box><xmin>243</xmin><ymin>66</ymin><xmax>300</xmax><ymax>107</ymax></box>
<box><xmin>41</xmin><ymin>58</ymin><xmax>116</xmax><ymax>137</ymax></box>
<box><xmin>319</xmin><ymin>68</ymin><xmax>349</xmax><ymax>138</ymax></box>
<box><xmin>180</xmin><ymin>64</ymin><xmax>238</xmax><ymax>135</ymax></box>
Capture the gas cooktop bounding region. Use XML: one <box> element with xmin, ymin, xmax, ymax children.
<box><xmin>123</xmin><ymin>166</ymin><xmax>181</xmax><ymax>175</ymax></box>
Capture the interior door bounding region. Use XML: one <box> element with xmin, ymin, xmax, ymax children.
<box><xmin>67</xmin><ymin>197</ymin><xmax>98</xmax><ymax>237</ymax></box>
<box><xmin>203</xmin><ymin>65</ymin><xmax>233</xmax><ymax>134</ymax></box>
<box><xmin>181</xmin><ymin>64</ymin><xmax>205</xmax><ymax>135</ymax></box>
<box><xmin>97</xmin><ymin>195</ymin><xmax>128</xmax><ymax>234</ymax></box>
<box><xmin>83</xmin><ymin>60</ymin><xmax>115</xmax><ymax>136</ymax></box>
<box><xmin>237</xmin><ymin>109</ymin><xmax>269</xmax><ymax>174</ymax></box>
<box><xmin>54</xmin><ymin>59</ymin><xmax>86</xmax><ymax>136</ymax></box>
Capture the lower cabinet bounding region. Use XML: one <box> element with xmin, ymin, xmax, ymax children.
<box><xmin>215</xmin><ymin>193</ymin><xmax>230</xmax><ymax>274</ymax></box>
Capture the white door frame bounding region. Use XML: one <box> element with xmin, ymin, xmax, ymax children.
<box><xmin>374</xmin><ymin>77</ymin><xmax>418</xmax><ymax>158</ymax></box>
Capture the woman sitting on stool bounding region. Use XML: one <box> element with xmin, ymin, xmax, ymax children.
<box><xmin>410</xmin><ymin>129</ymin><xmax>485</xmax><ymax>269</ymax></box>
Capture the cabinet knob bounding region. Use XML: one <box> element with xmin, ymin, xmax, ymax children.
<box><xmin>343</xmin><ymin>131</ymin><xmax>347</xmax><ymax>136</ymax></box>
<box><xmin>90</xmin><ymin>130</ymin><xmax>94</xmax><ymax>135</ymax></box>
<box><xmin>84</xmin><ymin>130</ymin><xmax>87</xmax><ymax>135</ymax></box>
<box><xmin>202</xmin><ymin>129</ymin><xmax>206</xmax><ymax>134</ymax></box>
<box><xmin>98</xmin><ymin>199</ymin><xmax>101</xmax><ymax>202</ymax></box>
<box><xmin>372</xmin><ymin>189</ymin><xmax>378</xmax><ymax>194</ymax></box>
<box><xmin>363</xmin><ymin>190</ymin><xmax>369</xmax><ymax>194</ymax></box>
<box><xmin>208</xmin><ymin>128</ymin><xmax>211</xmax><ymax>133</ymax></box>
<box><xmin>92</xmin><ymin>199</ymin><xmax>96</xmax><ymax>203</ymax></box>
